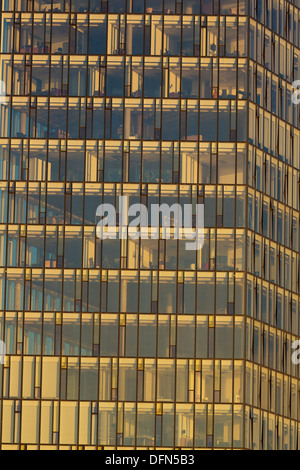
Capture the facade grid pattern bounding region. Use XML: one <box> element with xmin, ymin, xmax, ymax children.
<box><xmin>0</xmin><ymin>0</ymin><xmax>300</xmax><ymax>450</ymax></box>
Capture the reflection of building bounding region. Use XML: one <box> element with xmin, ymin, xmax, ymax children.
<box><xmin>0</xmin><ymin>0</ymin><xmax>300</xmax><ymax>451</ymax></box>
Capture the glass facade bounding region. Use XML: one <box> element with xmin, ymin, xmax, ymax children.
<box><xmin>0</xmin><ymin>0</ymin><xmax>300</xmax><ymax>450</ymax></box>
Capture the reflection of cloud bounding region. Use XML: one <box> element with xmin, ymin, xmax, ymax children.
<box><xmin>0</xmin><ymin>80</ymin><xmax>7</xmax><ymax>104</ymax></box>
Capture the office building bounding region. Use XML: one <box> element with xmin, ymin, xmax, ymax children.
<box><xmin>0</xmin><ymin>0</ymin><xmax>299</xmax><ymax>450</ymax></box>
